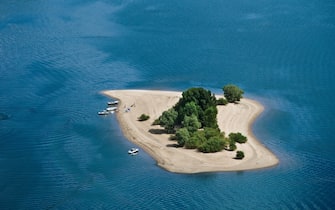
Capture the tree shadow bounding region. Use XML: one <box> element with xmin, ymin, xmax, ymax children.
<box><xmin>166</xmin><ymin>143</ymin><xmax>181</xmax><ymax>148</ymax></box>
<box><xmin>148</xmin><ymin>128</ymin><xmax>166</xmax><ymax>135</ymax></box>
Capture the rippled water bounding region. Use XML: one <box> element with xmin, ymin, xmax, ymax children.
<box><xmin>0</xmin><ymin>0</ymin><xmax>334</xmax><ymax>209</ymax></box>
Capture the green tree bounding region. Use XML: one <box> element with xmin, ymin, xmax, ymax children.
<box><xmin>198</xmin><ymin>136</ymin><xmax>225</xmax><ymax>153</ymax></box>
<box><xmin>223</xmin><ymin>84</ymin><xmax>244</xmax><ymax>103</ymax></box>
<box><xmin>204</xmin><ymin>127</ymin><xmax>221</xmax><ymax>139</ymax></box>
<box><xmin>191</xmin><ymin>130</ymin><xmax>207</xmax><ymax>145</ymax></box>
<box><xmin>160</xmin><ymin>108</ymin><xmax>178</xmax><ymax>133</ymax></box>
<box><xmin>185</xmin><ymin>136</ymin><xmax>199</xmax><ymax>149</ymax></box>
<box><xmin>229</xmin><ymin>132</ymin><xmax>247</xmax><ymax>144</ymax></box>
<box><xmin>235</xmin><ymin>151</ymin><xmax>245</xmax><ymax>159</ymax></box>
<box><xmin>183</xmin><ymin>101</ymin><xmax>199</xmax><ymax>117</ymax></box>
<box><xmin>174</xmin><ymin>87</ymin><xmax>216</xmax><ymax>125</ymax></box>
<box><xmin>175</xmin><ymin>128</ymin><xmax>190</xmax><ymax>147</ymax></box>
<box><xmin>203</xmin><ymin>106</ymin><xmax>218</xmax><ymax>128</ymax></box>
<box><xmin>182</xmin><ymin>114</ymin><xmax>201</xmax><ymax>133</ymax></box>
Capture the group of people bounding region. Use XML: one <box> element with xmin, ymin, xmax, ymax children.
<box><xmin>124</xmin><ymin>103</ymin><xmax>135</xmax><ymax>112</ymax></box>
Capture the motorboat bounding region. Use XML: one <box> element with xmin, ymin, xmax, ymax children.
<box><xmin>106</xmin><ymin>107</ymin><xmax>117</xmax><ymax>112</ymax></box>
<box><xmin>128</xmin><ymin>148</ymin><xmax>139</xmax><ymax>155</ymax></box>
<box><xmin>108</xmin><ymin>100</ymin><xmax>119</xmax><ymax>105</ymax></box>
<box><xmin>98</xmin><ymin>110</ymin><xmax>109</xmax><ymax>115</ymax></box>
<box><xmin>97</xmin><ymin>104</ymin><xmax>117</xmax><ymax>116</ymax></box>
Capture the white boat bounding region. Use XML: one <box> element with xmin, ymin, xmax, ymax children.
<box><xmin>98</xmin><ymin>110</ymin><xmax>109</xmax><ymax>115</ymax></box>
<box><xmin>108</xmin><ymin>100</ymin><xmax>119</xmax><ymax>105</ymax></box>
<box><xmin>106</xmin><ymin>107</ymin><xmax>117</xmax><ymax>112</ymax></box>
<box><xmin>128</xmin><ymin>148</ymin><xmax>139</xmax><ymax>155</ymax></box>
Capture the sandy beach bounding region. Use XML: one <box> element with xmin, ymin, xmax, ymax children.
<box><xmin>102</xmin><ymin>89</ymin><xmax>279</xmax><ymax>173</ymax></box>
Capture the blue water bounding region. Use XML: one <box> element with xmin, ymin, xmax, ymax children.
<box><xmin>1</xmin><ymin>0</ymin><xmax>334</xmax><ymax>209</ymax></box>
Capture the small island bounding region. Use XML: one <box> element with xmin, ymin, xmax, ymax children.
<box><xmin>102</xmin><ymin>87</ymin><xmax>279</xmax><ymax>173</ymax></box>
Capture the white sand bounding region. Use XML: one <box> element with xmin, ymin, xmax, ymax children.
<box><xmin>102</xmin><ymin>89</ymin><xmax>279</xmax><ymax>173</ymax></box>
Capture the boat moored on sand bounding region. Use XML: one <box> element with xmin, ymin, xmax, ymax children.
<box><xmin>106</xmin><ymin>107</ymin><xmax>118</xmax><ymax>112</ymax></box>
<box><xmin>108</xmin><ymin>100</ymin><xmax>119</xmax><ymax>105</ymax></box>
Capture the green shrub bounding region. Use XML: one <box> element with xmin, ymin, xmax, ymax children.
<box><xmin>226</xmin><ymin>140</ymin><xmax>237</xmax><ymax>151</ymax></box>
<box><xmin>182</xmin><ymin>114</ymin><xmax>201</xmax><ymax>133</ymax></box>
<box><xmin>152</xmin><ymin>118</ymin><xmax>161</xmax><ymax>125</ymax></box>
<box><xmin>138</xmin><ymin>114</ymin><xmax>150</xmax><ymax>121</ymax></box>
<box><xmin>175</xmin><ymin>128</ymin><xmax>190</xmax><ymax>147</ymax></box>
<box><xmin>229</xmin><ymin>132</ymin><xmax>247</xmax><ymax>144</ymax></box>
<box><xmin>198</xmin><ymin>136</ymin><xmax>225</xmax><ymax>153</ymax></box>
<box><xmin>160</xmin><ymin>108</ymin><xmax>178</xmax><ymax>133</ymax></box>
<box><xmin>185</xmin><ymin>136</ymin><xmax>199</xmax><ymax>149</ymax></box>
<box><xmin>216</xmin><ymin>98</ymin><xmax>228</xmax><ymax>105</ymax></box>
<box><xmin>235</xmin><ymin>151</ymin><xmax>245</xmax><ymax>159</ymax></box>
<box><xmin>191</xmin><ymin>130</ymin><xmax>207</xmax><ymax>145</ymax></box>
<box><xmin>204</xmin><ymin>127</ymin><xmax>221</xmax><ymax>139</ymax></box>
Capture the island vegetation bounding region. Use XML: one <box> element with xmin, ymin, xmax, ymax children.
<box><xmin>154</xmin><ymin>85</ymin><xmax>248</xmax><ymax>153</ymax></box>
<box><xmin>103</xmin><ymin>88</ymin><xmax>279</xmax><ymax>172</ymax></box>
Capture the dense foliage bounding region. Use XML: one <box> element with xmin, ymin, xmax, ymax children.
<box><xmin>198</xmin><ymin>136</ymin><xmax>225</xmax><ymax>153</ymax></box>
<box><xmin>174</xmin><ymin>87</ymin><xmax>218</xmax><ymax>127</ymax></box>
<box><xmin>223</xmin><ymin>84</ymin><xmax>244</xmax><ymax>103</ymax></box>
<box><xmin>155</xmin><ymin>86</ymin><xmax>247</xmax><ymax>153</ymax></box>
<box><xmin>159</xmin><ymin>108</ymin><xmax>178</xmax><ymax>133</ymax></box>
<box><xmin>182</xmin><ymin>114</ymin><xmax>201</xmax><ymax>133</ymax></box>
<box><xmin>196</xmin><ymin>128</ymin><xmax>226</xmax><ymax>153</ymax></box>
<box><xmin>175</xmin><ymin>128</ymin><xmax>190</xmax><ymax>147</ymax></box>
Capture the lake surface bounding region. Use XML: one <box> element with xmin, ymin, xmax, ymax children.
<box><xmin>0</xmin><ymin>0</ymin><xmax>334</xmax><ymax>209</ymax></box>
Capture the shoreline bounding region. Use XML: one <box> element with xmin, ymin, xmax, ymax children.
<box><xmin>101</xmin><ymin>89</ymin><xmax>279</xmax><ymax>173</ymax></box>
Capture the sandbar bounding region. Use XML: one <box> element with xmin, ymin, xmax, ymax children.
<box><xmin>102</xmin><ymin>89</ymin><xmax>279</xmax><ymax>173</ymax></box>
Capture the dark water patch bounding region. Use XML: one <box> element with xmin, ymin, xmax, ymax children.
<box><xmin>25</xmin><ymin>60</ymin><xmax>72</xmax><ymax>98</ymax></box>
<box><xmin>0</xmin><ymin>113</ymin><xmax>10</xmax><ymax>120</ymax></box>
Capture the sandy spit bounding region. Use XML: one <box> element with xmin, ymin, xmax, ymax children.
<box><xmin>101</xmin><ymin>89</ymin><xmax>279</xmax><ymax>173</ymax></box>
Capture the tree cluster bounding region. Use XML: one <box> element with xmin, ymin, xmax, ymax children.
<box><xmin>174</xmin><ymin>87</ymin><xmax>218</xmax><ymax>128</ymax></box>
<box><xmin>155</xmin><ymin>86</ymin><xmax>247</xmax><ymax>153</ymax></box>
